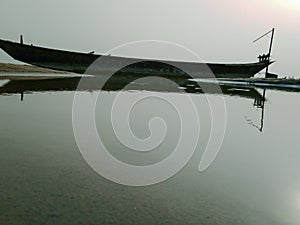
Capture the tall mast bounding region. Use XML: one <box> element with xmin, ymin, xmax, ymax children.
<box><xmin>266</xmin><ymin>28</ymin><xmax>275</xmax><ymax>75</ymax></box>
<box><xmin>253</xmin><ymin>28</ymin><xmax>275</xmax><ymax>77</ymax></box>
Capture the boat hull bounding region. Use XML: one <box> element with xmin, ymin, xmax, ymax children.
<box><xmin>0</xmin><ymin>39</ymin><xmax>271</xmax><ymax>78</ymax></box>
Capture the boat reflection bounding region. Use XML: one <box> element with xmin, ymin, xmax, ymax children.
<box><xmin>1</xmin><ymin>74</ymin><xmax>299</xmax><ymax>133</ymax></box>
<box><xmin>0</xmin><ymin>75</ymin><xmax>264</xmax><ymax>100</ymax></box>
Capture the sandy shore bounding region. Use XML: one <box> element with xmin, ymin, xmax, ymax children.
<box><xmin>0</xmin><ymin>63</ymin><xmax>68</xmax><ymax>74</ymax></box>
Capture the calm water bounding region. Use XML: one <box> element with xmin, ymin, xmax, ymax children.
<box><xmin>1</xmin><ymin>75</ymin><xmax>300</xmax><ymax>225</ymax></box>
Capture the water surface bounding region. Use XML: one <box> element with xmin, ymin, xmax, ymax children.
<box><xmin>1</xmin><ymin>75</ymin><xmax>300</xmax><ymax>225</ymax></box>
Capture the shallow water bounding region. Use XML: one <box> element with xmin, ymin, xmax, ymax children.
<box><xmin>1</xmin><ymin>75</ymin><xmax>300</xmax><ymax>225</ymax></box>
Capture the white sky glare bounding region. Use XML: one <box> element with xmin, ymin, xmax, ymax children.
<box><xmin>0</xmin><ymin>0</ymin><xmax>299</xmax><ymax>76</ymax></box>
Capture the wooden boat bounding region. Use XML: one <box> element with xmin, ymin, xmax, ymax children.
<box><xmin>0</xmin><ymin>38</ymin><xmax>272</xmax><ymax>78</ymax></box>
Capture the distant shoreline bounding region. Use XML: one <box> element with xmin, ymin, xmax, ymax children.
<box><xmin>0</xmin><ymin>63</ymin><xmax>68</xmax><ymax>74</ymax></box>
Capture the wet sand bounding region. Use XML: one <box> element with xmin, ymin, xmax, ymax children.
<box><xmin>0</xmin><ymin>63</ymin><xmax>68</xmax><ymax>74</ymax></box>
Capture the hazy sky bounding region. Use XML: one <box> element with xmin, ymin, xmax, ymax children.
<box><xmin>0</xmin><ymin>0</ymin><xmax>299</xmax><ymax>76</ymax></box>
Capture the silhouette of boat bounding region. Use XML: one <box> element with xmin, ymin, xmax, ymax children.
<box><xmin>0</xmin><ymin>38</ymin><xmax>272</xmax><ymax>78</ymax></box>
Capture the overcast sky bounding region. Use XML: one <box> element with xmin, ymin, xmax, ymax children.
<box><xmin>0</xmin><ymin>0</ymin><xmax>299</xmax><ymax>76</ymax></box>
